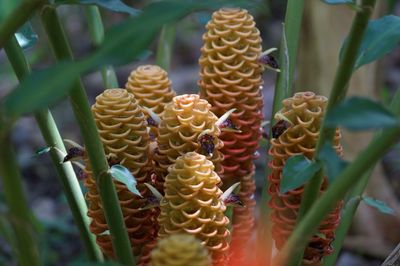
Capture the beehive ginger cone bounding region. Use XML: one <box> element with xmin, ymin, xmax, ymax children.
<box><xmin>125</xmin><ymin>64</ymin><xmax>175</xmax><ymax>117</ymax></box>
<box><xmin>151</xmin><ymin>234</ymin><xmax>212</xmax><ymax>266</ymax></box>
<box><xmin>84</xmin><ymin>88</ymin><xmax>157</xmax><ymax>265</ymax></box>
<box><xmin>158</xmin><ymin>152</ymin><xmax>230</xmax><ymax>265</ymax></box>
<box><xmin>198</xmin><ymin>8</ymin><xmax>264</xmax><ymax>180</ymax></box>
<box><xmin>268</xmin><ymin>92</ymin><xmax>343</xmax><ymax>265</ymax></box>
<box><xmin>154</xmin><ymin>94</ymin><xmax>224</xmax><ymax>190</ymax></box>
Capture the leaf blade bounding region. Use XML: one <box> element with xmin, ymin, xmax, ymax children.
<box><xmin>362</xmin><ymin>196</ymin><xmax>394</xmax><ymax>215</ymax></box>
<box><xmin>317</xmin><ymin>143</ymin><xmax>348</xmax><ymax>183</ymax></box>
<box><xmin>55</xmin><ymin>0</ymin><xmax>140</xmax><ymax>16</ymax></box>
<box><xmin>281</xmin><ymin>155</ymin><xmax>321</xmax><ymax>194</ymax></box>
<box><xmin>325</xmin><ymin>97</ymin><xmax>400</xmax><ymax>130</ymax></box>
<box><xmin>109</xmin><ymin>165</ymin><xmax>142</xmax><ymax>197</ymax></box>
<box><xmin>355</xmin><ymin>15</ymin><xmax>400</xmax><ymax>69</ymax></box>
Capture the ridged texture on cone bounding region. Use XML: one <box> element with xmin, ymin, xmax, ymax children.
<box><xmin>268</xmin><ymin>92</ymin><xmax>343</xmax><ymax>265</ymax></box>
<box><xmin>198</xmin><ymin>8</ymin><xmax>263</xmax><ymax>180</ymax></box>
<box><xmin>151</xmin><ymin>234</ymin><xmax>212</xmax><ymax>266</ymax></box>
<box><xmin>125</xmin><ymin>65</ymin><xmax>175</xmax><ymax>117</ymax></box>
<box><xmin>229</xmin><ymin>172</ymin><xmax>256</xmax><ymax>265</ymax></box>
<box><xmin>84</xmin><ymin>89</ymin><xmax>157</xmax><ymax>264</ymax></box>
<box><xmin>154</xmin><ymin>94</ymin><xmax>224</xmax><ymax>190</ymax></box>
<box><xmin>158</xmin><ymin>152</ymin><xmax>230</xmax><ymax>265</ymax></box>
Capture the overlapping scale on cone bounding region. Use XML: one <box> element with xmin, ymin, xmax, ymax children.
<box><xmin>268</xmin><ymin>92</ymin><xmax>343</xmax><ymax>265</ymax></box>
<box><xmin>125</xmin><ymin>65</ymin><xmax>175</xmax><ymax>140</ymax></box>
<box><xmin>84</xmin><ymin>89</ymin><xmax>157</xmax><ymax>264</ymax></box>
<box><xmin>150</xmin><ymin>234</ymin><xmax>212</xmax><ymax>266</ymax></box>
<box><xmin>154</xmin><ymin>94</ymin><xmax>224</xmax><ymax>190</ymax></box>
<box><xmin>126</xmin><ymin>65</ymin><xmax>175</xmax><ymax>117</ymax></box>
<box><xmin>158</xmin><ymin>152</ymin><xmax>230</xmax><ymax>265</ymax></box>
<box><xmin>198</xmin><ymin>7</ymin><xmax>263</xmax><ymax>180</ymax></box>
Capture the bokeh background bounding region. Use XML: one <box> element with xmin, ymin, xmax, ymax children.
<box><xmin>0</xmin><ymin>0</ymin><xmax>399</xmax><ymax>265</ymax></box>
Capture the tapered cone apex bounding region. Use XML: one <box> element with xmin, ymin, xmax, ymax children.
<box><xmin>229</xmin><ymin>172</ymin><xmax>256</xmax><ymax>265</ymax></box>
<box><xmin>126</xmin><ymin>64</ymin><xmax>175</xmax><ymax>117</ymax></box>
<box><xmin>198</xmin><ymin>8</ymin><xmax>264</xmax><ymax>181</ymax></box>
<box><xmin>84</xmin><ymin>88</ymin><xmax>157</xmax><ymax>265</ymax></box>
<box><xmin>154</xmin><ymin>94</ymin><xmax>224</xmax><ymax>190</ymax></box>
<box><xmin>158</xmin><ymin>152</ymin><xmax>230</xmax><ymax>265</ymax></box>
<box><xmin>268</xmin><ymin>92</ymin><xmax>343</xmax><ymax>265</ymax></box>
<box><xmin>151</xmin><ymin>234</ymin><xmax>212</xmax><ymax>266</ymax></box>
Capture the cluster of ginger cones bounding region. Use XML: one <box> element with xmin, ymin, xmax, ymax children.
<box><xmin>75</xmin><ymin>7</ymin><xmax>343</xmax><ymax>266</ymax></box>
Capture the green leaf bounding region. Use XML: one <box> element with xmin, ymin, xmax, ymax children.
<box><xmin>340</xmin><ymin>16</ymin><xmax>400</xmax><ymax>69</ymax></box>
<box><xmin>109</xmin><ymin>165</ymin><xmax>142</xmax><ymax>197</ymax></box>
<box><xmin>317</xmin><ymin>143</ymin><xmax>348</xmax><ymax>183</ymax></box>
<box><xmin>281</xmin><ymin>155</ymin><xmax>321</xmax><ymax>194</ymax></box>
<box><xmin>0</xmin><ymin>61</ymin><xmax>86</xmax><ymax>120</ymax></box>
<box><xmin>55</xmin><ymin>0</ymin><xmax>139</xmax><ymax>16</ymax></box>
<box><xmin>321</xmin><ymin>0</ymin><xmax>354</xmax><ymax>4</ymax></box>
<box><xmin>35</xmin><ymin>146</ymin><xmax>51</xmax><ymax>156</ymax></box>
<box><xmin>325</xmin><ymin>97</ymin><xmax>400</xmax><ymax>130</ymax></box>
<box><xmin>0</xmin><ymin>0</ymin><xmax>20</xmax><ymax>22</ymax></box>
<box><xmin>15</xmin><ymin>22</ymin><xmax>38</xmax><ymax>50</ymax></box>
<box><xmin>355</xmin><ymin>16</ymin><xmax>400</xmax><ymax>69</ymax></box>
<box><xmin>362</xmin><ymin>196</ymin><xmax>394</xmax><ymax>215</ymax></box>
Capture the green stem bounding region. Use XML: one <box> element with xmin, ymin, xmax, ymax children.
<box><xmin>40</xmin><ymin>5</ymin><xmax>135</xmax><ymax>265</ymax></box>
<box><xmin>84</xmin><ymin>6</ymin><xmax>118</xmax><ymax>88</ymax></box>
<box><xmin>323</xmin><ymin>87</ymin><xmax>400</xmax><ymax>266</ymax></box>
<box><xmin>0</xmin><ymin>132</ymin><xmax>41</xmax><ymax>266</ymax></box>
<box><xmin>322</xmin><ymin>170</ymin><xmax>370</xmax><ymax>266</ymax></box>
<box><xmin>298</xmin><ymin>0</ymin><xmax>377</xmax><ymax>221</ymax></box>
<box><xmin>4</xmin><ymin>36</ymin><xmax>103</xmax><ymax>262</ymax></box>
<box><xmin>0</xmin><ymin>0</ymin><xmax>42</xmax><ymax>49</ymax></box>
<box><xmin>271</xmin><ymin>0</ymin><xmax>304</xmax><ymax>117</ymax></box>
<box><xmin>156</xmin><ymin>24</ymin><xmax>176</xmax><ymax>72</ymax></box>
<box><xmin>276</xmin><ymin>125</ymin><xmax>400</xmax><ymax>265</ymax></box>
<box><xmin>257</xmin><ymin>1</ymin><xmax>304</xmax><ymax>265</ymax></box>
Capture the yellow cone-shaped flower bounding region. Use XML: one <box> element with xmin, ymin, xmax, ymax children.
<box><xmin>151</xmin><ymin>234</ymin><xmax>211</xmax><ymax>266</ymax></box>
<box><xmin>198</xmin><ymin>8</ymin><xmax>264</xmax><ymax>181</ymax></box>
<box><xmin>126</xmin><ymin>64</ymin><xmax>175</xmax><ymax>117</ymax></box>
<box><xmin>84</xmin><ymin>88</ymin><xmax>157</xmax><ymax>265</ymax></box>
<box><xmin>158</xmin><ymin>152</ymin><xmax>230</xmax><ymax>265</ymax></box>
<box><xmin>268</xmin><ymin>92</ymin><xmax>343</xmax><ymax>265</ymax></box>
<box><xmin>154</xmin><ymin>94</ymin><xmax>224</xmax><ymax>190</ymax></box>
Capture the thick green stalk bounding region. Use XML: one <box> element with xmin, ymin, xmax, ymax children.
<box><xmin>4</xmin><ymin>36</ymin><xmax>103</xmax><ymax>262</ymax></box>
<box><xmin>298</xmin><ymin>0</ymin><xmax>377</xmax><ymax>220</ymax></box>
<box><xmin>0</xmin><ymin>0</ymin><xmax>42</xmax><ymax>48</ymax></box>
<box><xmin>275</xmin><ymin>124</ymin><xmax>400</xmax><ymax>265</ymax></box>
<box><xmin>0</xmin><ymin>133</ymin><xmax>41</xmax><ymax>266</ymax></box>
<box><xmin>256</xmin><ymin>1</ymin><xmax>304</xmax><ymax>265</ymax></box>
<box><xmin>84</xmin><ymin>6</ymin><xmax>118</xmax><ymax>88</ymax></box>
<box><xmin>156</xmin><ymin>24</ymin><xmax>176</xmax><ymax>72</ymax></box>
<box><xmin>40</xmin><ymin>5</ymin><xmax>135</xmax><ymax>265</ymax></box>
<box><xmin>323</xmin><ymin>88</ymin><xmax>400</xmax><ymax>266</ymax></box>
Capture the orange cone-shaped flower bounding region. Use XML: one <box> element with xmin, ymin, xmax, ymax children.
<box><xmin>151</xmin><ymin>234</ymin><xmax>212</xmax><ymax>266</ymax></box>
<box><xmin>84</xmin><ymin>89</ymin><xmax>157</xmax><ymax>264</ymax></box>
<box><xmin>198</xmin><ymin>8</ymin><xmax>264</xmax><ymax>180</ymax></box>
<box><xmin>268</xmin><ymin>92</ymin><xmax>343</xmax><ymax>265</ymax></box>
<box><xmin>158</xmin><ymin>152</ymin><xmax>230</xmax><ymax>265</ymax></box>
<box><xmin>154</xmin><ymin>94</ymin><xmax>224</xmax><ymax>190</ymax></box>
<box><xmin>125</xmin><ymin>64</ymin><xmax>175</xmax><ymax>117</ymax></box>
